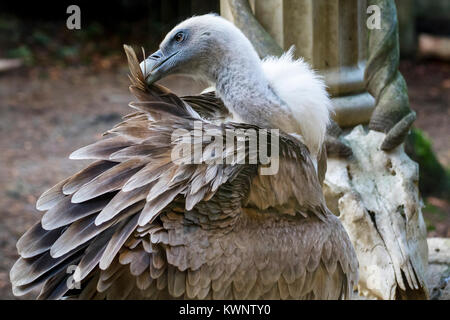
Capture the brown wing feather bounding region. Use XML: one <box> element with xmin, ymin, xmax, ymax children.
<box><xmin>182</xmin><ymin>92</ymin><xmax>230</xmax><ymax>120</ymax></box>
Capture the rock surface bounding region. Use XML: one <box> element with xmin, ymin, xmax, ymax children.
<box><xmin>427</xmin><ymin>238</ymin><xmax>450</xmax><ymax>300</ymax></box>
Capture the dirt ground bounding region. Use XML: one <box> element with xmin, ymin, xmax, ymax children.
<box><xmin>0</xmin><ymin>59</ymin><xmax>448</xmax><ymax>299</ymax></box>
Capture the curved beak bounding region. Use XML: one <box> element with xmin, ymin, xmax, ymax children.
<box><xmin>140</xmin><ymin>49</ymin><xmax>179</xmax><ymax>85</ymax></box>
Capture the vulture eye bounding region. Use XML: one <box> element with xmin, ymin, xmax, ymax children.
<box><xmin>174</xmin><ymin>32</ymin><xmax>184</xmax><ymax>43</ymax></box>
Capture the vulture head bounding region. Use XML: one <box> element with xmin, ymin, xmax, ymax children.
<box><xmin>141</xmin><ymin>14</ymin><xmax>259</xmax><ymax>85</ymax></box>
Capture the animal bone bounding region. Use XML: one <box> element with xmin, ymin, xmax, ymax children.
<box><xmin>324</xmin><ymin>126</ymin><xmax>429</xmax><ymax>299</ymax></box>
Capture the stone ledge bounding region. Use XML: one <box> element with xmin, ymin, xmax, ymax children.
<box><xmin>427</xmin><ymin>238</ymin><xmax>450</xmax><ymax>300</ymax></box>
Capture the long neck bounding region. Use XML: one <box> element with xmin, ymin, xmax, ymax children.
<box><xmin>207</xmin><ymin>43</ymin><xmax>285</xmax><ymax>128</ymax></box>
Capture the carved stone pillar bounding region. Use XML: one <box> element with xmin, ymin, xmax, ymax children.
<box><xmin>220</xmin><ymin>0</ymin><xmax>375</xmax><ymax>128</ymax></box>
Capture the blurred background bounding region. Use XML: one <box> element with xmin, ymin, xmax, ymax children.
<box><xmin>0</xmin><ymin>0</ymin><xmax>448</xmax><ymax>299</ymax></box>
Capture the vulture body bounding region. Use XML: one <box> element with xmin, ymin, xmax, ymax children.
<box><xmin>10</xmin><ymin>14</ymin><xmax>358</xmax><ymax>299</ymax></box>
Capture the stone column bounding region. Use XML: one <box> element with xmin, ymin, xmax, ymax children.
<box><xmin>220</xmin><ymin>0</ymin><xmax>375</xmax><ymax>128</ymax></box>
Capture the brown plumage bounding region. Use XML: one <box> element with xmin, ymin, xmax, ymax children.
<box><xmin>10</xmin><ymin>45</ymin><xmax>358</xmax><ymax>300</ymax></box>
